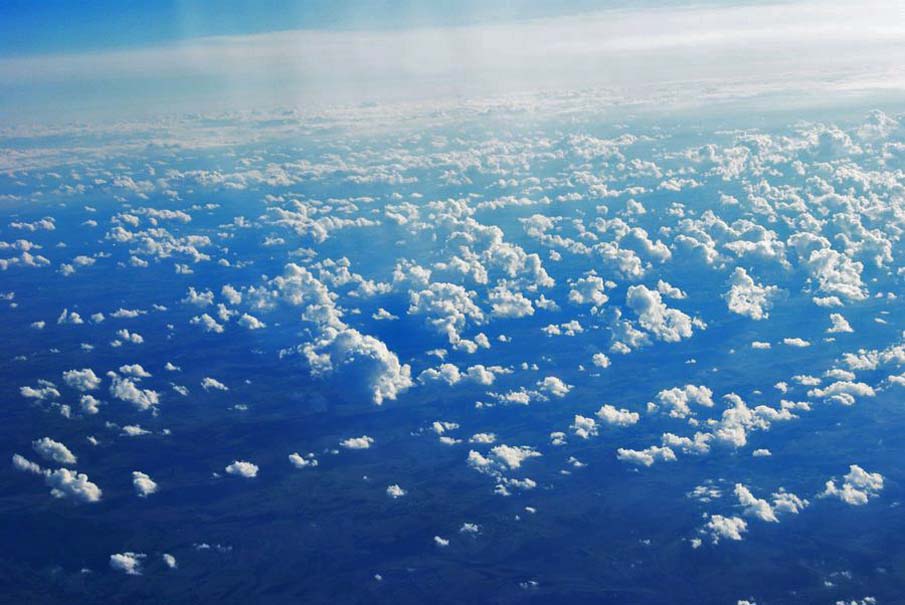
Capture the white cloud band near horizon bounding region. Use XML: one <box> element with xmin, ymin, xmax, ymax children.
<box><xmin>2</xmin><ymin>0</ymin><xmax>904</xmax><ymax>120</ymax></box>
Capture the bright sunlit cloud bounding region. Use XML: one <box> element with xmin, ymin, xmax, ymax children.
<box><xmin>2</xmin><ymin>0</ymin><xmax>904</xmax><ymax>120</ymax></box>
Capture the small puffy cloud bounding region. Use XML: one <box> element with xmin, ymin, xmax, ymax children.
<box><xmin>723</xmin><ymin>267</ymin><xmax>779</xmax><ymax>320</ymax></box>
<box><xmin>652</xmin><ymin>385</ymin><xmax>713</xmax><ymax>418</ymax></box>
<box><xmin>734</xmin><ymin>484</ymin><xmax>808</xmax><ymax>523</ymax></box>
<box><xmin>434</xmin><ymin>536</ymin><xmax>450</xmax><ymax>547</ymax></box>
<box><xmin>114</xmin><ymin>328</ymin><xmax>144</xmax><ymax>344</ymax></box>
<box><xmin>201</xmin><ymin>377</ymin><xmax>228</xmax><ymax>391</ymax></box>
<box><xmin>122</xmin><ymin>425</ymin><xmax>151</xmax><ymax>437</ymax></box>
<box><xmin>191</xmin><ymin>313</ymin><xmax>224</xmax><ymax>333</ymax></box>
<box><xmin>20</xmin><ymin>383</ymin><xmax>61</xmax><ymax>401</ymax></box>
<box><xmin>119</xmin><ymin>364</ymin><xmax>152</xmax><ymax>378</ymax></box>
<box><xmin>596</xmin><ymin>404</ymin><xmax>640</xmax><ymax>426</ymax></box>
<box><xmin>386</xmin><ymin>484</ymin><xmax>407</xmax><ymax>498</ymax></box>
<box><xmin>304</xmin><ymin>327</ymin><xmax>412</xmax><ymax>405</ymax></box>
<box><xmin>568</xmin><ymin>272</ymin><xmax>609</xmax><ymax>307</ymax></box>
<box><xmin>238</xmin><ymin>313</ymin><xmax>266</xmax><ymax>329</ymax></box>
<box><xmin>489</xmin><ymin>285</ymin><xmax>534</xmax><ymax>318</ymax></box>
<box><xmin>162</xmin><ymin>553</ymin><xmax>177</xmax><ymax>569</ymax></box>
<box><xmin>626</xmin><ymin>285</ymin><xmax>701</xmax><ymax>343</ymax></box>
<box><xmin>570</xmin><ymin>415</ymin><xmax>598</xmax><ymax>439</ymax></box>
<box><xmin>221</xmin><ymin>285</ymin><xmax>242</xmax><ymax>305</ymax></box>
<box><xmin>703</xmin><ymin>515</ymin><xmax>747</xmax><ymax>544</ymax></box>
<box><xmin>340</xmin><ymin>435</ymin><xmax>374</xmax><ymax>450</ymax></box>
<box><xmin>820</xmin><ymin>464</ymin><xmax>883</xmax><ymax>506</ymax></box>
<box><xmin>657</xmin><ymin>280</ymin><xmax>687</xmax><ymax>299</ymax></box>
<box><xmin>490</xmin><ymin>444</ymin><xmax>541</xmax><ymax>469</ymax></box>
<box><xmin>57</xmin><ymin>309</ymin><xmax>84</xmax><ymax>325</ymax></box>
<box><xmin>110</xmin><ymin>552</ymin><xmax>145</xmax><ymax>575</ymax></box>
<box><xmin>182</xmin><ymin>287</ymin><xmax>214</xmax><ymax>307</ymax></box>
<box><xmin>32</xmin><ymin>437</ymin><xmax>77</xmax><ymax>465</ymax></box>
<box><xmin>418</xmin><ymin>363</ymin><xmax>498</xmax><ymax>387</ymax></box>
<box><xmin>132</xmin><ymin>471</ymin><xmax>158</xmax><ymax>497</ymax></box>
<box><xmin>591</xmin><ymin>353</ymin><xmax>611</xmax><ymax>368</ymax></box>
<box><xmin>44</xmin><ymin>467</ymin><xmax>103</xmax><ymax>502</ymax></box>
<box><xmin>537</xmin><ymin>376</ymin><xmax>571</xmax><ymax>398</ymax></box>
<box><xmin>371</xmin><ymin>308</ymin><xmax>398</xmax><ymax>321</ymax></box>
<box><xmin>783</xmin><ymin>337</ymin><xmax>811</xmax><ymax>348</ymax></box>
<box><xmin>827</xmin><ymin>313</ymin><xmax>854</xmax><ymax>333</ymax></box>
<box><xmin>469</xmin><ymin>433</ymin><xmax>496</xmax><ymax>444</ymax></box>
<box><xmin>808</xmin><ymin>381</ymin><xmax>875</xmax><ymax>406</ymax></box>
<box><xmin>108</xmin><ymin>373</ymin><xmax>159</xmax><ymax>411</ymax></box>
<box><xmin>288</xmin><ymin>452</ymin><xmax>318</xmax><ymax>468</ymax></box>
<box><xmin>616</xmin><ymin>446</ymin><xmax>676</xmax><ymax>467</ymax></box>
<box><xmin>225</xmin><ymin>460</ymin><xmax>259</xmax><ymax>478</ymax></box>
<box><xmin>62</xmin><ymin>368</ymin><xmax>101</xmax><ymax>392</ymax></box>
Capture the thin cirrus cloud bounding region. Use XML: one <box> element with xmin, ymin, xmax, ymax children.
<box><xmin>1</xmin><ymin>0</ymin><xmax>904</xmax><ymax>119</ymax></box>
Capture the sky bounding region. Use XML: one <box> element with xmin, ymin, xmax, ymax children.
<box><xmin>2</xmin><ymin>3</ymin><xmax>905</xmax><ymax>604</ymax></box>
<box><xmin>2</xmin><ymin>0</ymin><xmax>904</xmax><ymax>121</ymax></box>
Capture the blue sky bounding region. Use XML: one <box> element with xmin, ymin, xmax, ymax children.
<box><xmin>0</xmin><ymin>0</ymin><xmax>668</xmax><ymax>56</ymax></box>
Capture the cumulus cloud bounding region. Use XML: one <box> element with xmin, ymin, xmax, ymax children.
<box><xmin>596</xmin><ymin>404</ymin><xmax>639</xmax><ymax>426</ymax></box>
<box><xmin>651</xmin><ymin>385</ymin><xmax>713</xmax><ymax>419</ymax></box>
<box><xmin>132</xmin><ymin>471</ymin><xmax>158</xmax><ymax>497</ymax></box>
<box><xmin>340</xmin><ymin>435</ymin><xmax>374</xmax><ymax>450</ymax></box>
<box><xmin>108</xmin><ymin>372</ymin><xmax>159</xmax><ymax>411</ymax></box>
<box><xmin>303</xmin><ymin>327</ymin><xmax>412</xmax><ymax>405</ymax></box>
<box><xmin>12</xmin><ymin>454</ymin><xmax>103</xmax><ymax>502</ymax></box>
<box><xmin>32</xmin><ymin>437</ymin><xmax>77</xmax><ymax>465</ymax></box>
<box><xmin>820</xmin><ymin>464</ymin><xmax>884</xmax><ymax>505</ymax></box>
<box><xmin>703</xmin><ymin>514</ymin><xmax>747</xmax><ymax>544</ymax></box>
<box><xmin>723</xmin><ymin>267</ymin><xmax>779</xmax><ymax>320</ymax></box>
<box><xmin>626</xmin><ymin>285</ymin><xmax>702</xmax><ymax>343</ymax></box>
<box><xmin>62</xmin><ymin>368</ymin><xmax>101</xmax><ymax>392</ymax></box>
<box><xmin>616</xmin><ymin>446</ymin><xmax>676</xmax><ymax>467</ymax></box>
<box><xmin>490</xmin><ymin>445</ymin><xmax>541</xmax><ymax>470</ymax></box>
<box><xmin>201</xmin><ymin>377</ymin><xmax>228</xmax><ymax>391</ymax></box>
<box><xmin>110</xmin><ymin>552</ymin><xmax>145</xmax><ymax>575</ymax></box>
<box><xmin>225</xmin><ymin>460</ymin><xmax>259</xmax><ymax>478</ymax></box>
<box><xmin>238</xmin><ymin>313</ymin><xmax>266</xmax><ymax>329</ymax></box>
<box><xmin>386</xmin><ymin>484</ymin><xmax>407</xmax><ymax>498</ymax></box>
<box><xmin>289</xmin><ymin>452</ymin><xmax>318</xmax><ymax>468</ymax></box>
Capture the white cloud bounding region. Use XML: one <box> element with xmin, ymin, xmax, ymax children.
<box><xmin>596</xmin><ymin>404</ymin><xmax>639</xmax><ymax>426</ymax></box>
<box><xmin>304</xmin><ymin>327</ymin><xmax>412</xmax><ymax>405</ymax></box>
<box><xmin>490</xmin><ymin>444</ymin><xmax>541</xmax><ymax>469</ymax></box>
<box><xmin>110</xmin><ymin>552</ymin><xmax>145</xmax><ymax>575</ymax></box>
<box><xmin>238</xmin><ymin>313</ymin><xmax>266</xmax><ymax>329</ymax></box>
<box><xmin>820</xmin><ymin>464</ymin><xmax>884</xmax><ymax>505</ymax></box>
<box><xmin>62</xmin><ymin>368</ymin><xmax>101</xmax><ymax>392</ymax></box>
<box><xmin>386</xmin><ymin>484</ymin><xmax>407</xmax><ymax>498</ymax></box>
<box><xmin>32</xmin><ymin>437</ymin><xmax>77</xmax><ymax>465</ymax></box>
<box><xmin>616</xmin><ymin>446</ymin><xmax>676</xmax><ymax>467</ymax></box>
<box><xmin>626</xmin><ymin>285</ymin><xmax>701</xmax><ymax>343</ymax></box>
<box><xmin>724</xmin><ymin>267</ymin><xmax>779</xmax><ymax>320</ymax></box>
<box><xmin>827</xmin><ymin>313</ymin><xmax>854</xmax><ymax>333</ymax></box>
<box><xmin>289</xmin><ymin>452</ymin><xmax>318</xmax><ymax>468</ymax></box>
<box><xmin>132</xmin><ymin>471</ymin><xmax>158</xmax><ymax>497</ymax></box>
<box><xmin>652</xmin><ymin>385</ymin><xmax>714</xmax><ymax>419</ymax></box>
<box><xmin>225</xmin><ymin>460</ymin><xmax>259</xmax><ymax>478</ymax></box>
<box><xmin>108</xmin><ymin>372</ymin><xmax>159</xmax><ymax>411</ymax></box>
<box><xmin>340</xmin><ymin>436</ymin><xmax>374</xmax><ymax>450</ymax></box>
<box><xmin>703</xmin><ymin>515</ymin><xmax>747</xmax><ymax>544</ymax></box>
<box><xmin>201</xmin><ymin>377</ymin><xmax>228</xmax><ymax>391</ymax></box>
